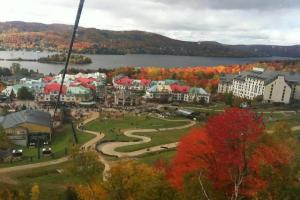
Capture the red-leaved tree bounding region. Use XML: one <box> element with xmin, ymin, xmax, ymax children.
<box><xmin>168</xmin><ymin>108</ymin><xmax>294</xmax><ymax>200</ymax></box>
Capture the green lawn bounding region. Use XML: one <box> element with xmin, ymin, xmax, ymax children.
<box><xmin>115</xmin><ymin>127</ymin><xmax>193</xmax><ymax>152</ymax></box>
<box><xmin>85</xmin><ymin>114</ymin><xmax>189</xmax><ymax>142</ymax></box>
<box><xmin>0</xmin><ymin>162</ymin><xmax>90</xmax><ymax>200</ymax></box>
<box><xmin>177</xmin><ymin>102</ymin><xmax>228</xmax><ymax>110</ymax></box>
<box><xmin>138</xmin><ymin>150</ymin><xmax>176</xmax><ymax>165</ymax></box>
<box><xmin>264</xmin><ymin>113</ymin><xmax>300</xmax><ymax>129</ymax></box>
<box><xmin>253</xmin><ymin>103</ymin><xmax>300</xmax><ymax>112</ymax></box>
<box><xmin>262</xmin><ymin>112</ymin><xmax>286</xmax><ymax>119</ymax></box>
<box><xmin>0</xmin><ymin>124</ymin><xmax>95</xmax><ymax>168</ymax></box>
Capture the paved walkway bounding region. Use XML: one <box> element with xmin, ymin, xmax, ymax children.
<box><xmin>76</xmin><ymin>113</ymin><xmax>111</xmax><ymax>180</ymax></box>
<box><xmin>97</xmin><ymin>119</ymin><xmax>196</xmax><ymax>158</ymax></box>
<box><xmin>292</xmin><ymin>126</ymin><xmax>300</xmax><ymax>132</ymax></box>
<box><xmin>0</xmin><ymin>157</ymin><xmax>69</xmax><ymax>174</ymax></box>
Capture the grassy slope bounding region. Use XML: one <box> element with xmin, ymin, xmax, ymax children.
<box><xmin>264</xmin><ymin>113</ymin><xmax>300</xmax><ymax>129</ymax></box>
<box><xmin>115</xmin><ymin>127</ymin><xmax>193</xmax><ymax>152</ymax></box>
<box><xmin>1</xmin><ymin>162</ymin><xmax>87</xmax><ymax>200</ymax></box>
<box><xmin>85</xmin><ymin>115</ymin><xmax>188</xmax><ymax>142</ymax></box>
<box><xmin>138</xmin><ymin>150</ymin><xmax>176</xmax><ymax>165</ymax></box>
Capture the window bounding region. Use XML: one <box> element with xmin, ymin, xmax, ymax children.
<box><xmin>281</xmin><ymin>86</ymin><xmax>286</xmax><ymax>101</ymax></box>
<box><xmin>269</xmin><ymin>84</ymin><xmax>274</xmax><ymax>99</ymax></box>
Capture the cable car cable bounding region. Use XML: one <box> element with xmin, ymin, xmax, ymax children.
<box><xmin>53</xmin><ymin>0</ymin><xmax>85</xmax><ymax>119</ymax></box>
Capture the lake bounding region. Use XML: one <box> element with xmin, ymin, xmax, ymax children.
<box><xmin>0</xmin><ymin>50</ymin><xmax>295</xmax><ymax>74</ymax></box>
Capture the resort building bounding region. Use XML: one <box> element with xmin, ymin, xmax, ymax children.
<box><xmin>184</xmin><ymin>87</ymin><xmax>210</xmax><ymax>103</ymax></box>
<box><xmin>0</xmin><ymin>110</ymin><xmax>52</xmax><ymax>146</ymax></box>
<box><xmin>19</xmin><ymin>77</ymin><xmax>45</xmax><ymax>93</ymax></box>
<box><xmin>144</xmin><ymin>83</ymin><xmax>210</xmax><ymax>103</ymax></box>
<box><xmin>217</xmin><ymin>74</ymin><xmax>235</xmax><ymax>94</ymax></box>
<box><xmin>113</xmin><ymin>90</ymin><xmax>140</xmax><ymax>106</ymax></box>
<box><xmin>170</xmin><ymin>84</ymin><xmax>190</xmax><ymax>102</ymax></box>
<box><xmin>144</xmin><ymin>84</ymin><xmax>173</xmax><ymax>102</ymax></box>
<box><xmin>218</xmin><ymin>68</ymin><xmax>300</xmax><ymax>104</ymax></box>
<box><xmin>113</xmin><ymin>75</ymin><xmax>210</xmax><ymax>104</ymax></box>
<box><xmin>0</xmin><ymin>75</ymin><xmax>25</xmax><ymax>85</ymax></box>
<box><xmin>1</xmin><ymin>84</ymin><xmax>32</xmax><ymax>98</ymax></box>
<box><xmin>113</xmin><ymin>76</ymin><xmax>151</xmax><ymax>91</ymax></box>
<box><xmin>33</xmin><ymin>72</ymin><xmax>106</xmax><ymax>105</ymax></box>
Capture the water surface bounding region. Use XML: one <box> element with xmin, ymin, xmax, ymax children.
<box><xmin>0</xmin><ymin>50</ymin><xmax>294</xmax><ymax>74</ymax></box>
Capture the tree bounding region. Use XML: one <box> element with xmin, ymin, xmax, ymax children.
<box><xmin>30</xmin><ymin>184</ymin><xmax>40</xmax><ymax>200</ymax></box>
<box><xmin>168</xmin><ymin>108</ymin><xmax>294</xmax><ymax>199</ymax></box>
<box><xmin>10</xmin><ymin>63</ymin><xmax>21</xmax><ymax>74</ymax></box>
<box><xmin>69</xmin><ymin>146</ymin><xmax>104</xmax><ymax>184</ymax></box>
<box><xmin>224</xmin><ymin>93</ymin><xmax>233</xmax><ymax>106</ymax></box>
<box><xmin>254</xmin><ymin>122</ymin><xmax>298</xmax><ymax>199</ymax></box>
<box><xmin>271</xmin><ymin>121</ymin><xmax>292</xmax><ymax>137</ymax></box>
<box><xmin>0</xmin><ymin>67</ymin><xmax>12</xmax><ymax>76</ymax></box>
<box><xmin>17</xmin><ymin>87</ymin><xmax>34</xmax><ymax>100</ymax></box>
<box><xmin>69</xmin><ymin>146</ymin><xmax>104</xmax><ymax>199</ymax></box>
<box><xmin>0</xmin><ymin>184</ymin><xmax>29</xmax><ymax>200</ymax></box>
<box><xmin>105</xmin><ymin>161</ymin><xmax>176</xmax><ymax>200</ymax></box>
<box><xmin>72</xmin><ymin>161</ymin><xmax>176</xmax><ymax>200</ymax></box>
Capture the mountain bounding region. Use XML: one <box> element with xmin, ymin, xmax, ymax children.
<box><xmin>0</xmin><ymin>21</ymin><xmax>300</xmax><ymax>58</ymax></box>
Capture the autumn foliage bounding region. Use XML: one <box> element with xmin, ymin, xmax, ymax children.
<box><xmin>105</xmin><ymin>62</ymin><xmax>297</xmax><ymax>92</ymax></box>
<box><xmin>72</xmin><ymin>161</ymin><xmax>175</xmax><ymax>200</ymax></box>
<box><xmin>168</xmin><ymin>108</ymin><xmax>294</xmax><ymax>199</ymax></box>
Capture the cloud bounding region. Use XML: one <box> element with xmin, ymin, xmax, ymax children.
<box><xmin>152</xmin><ymin>0</ymin><xmax>300</xmax><ymax>10</ymax></box>
<box><xmin>0</xmin><ymin>0</ymin><xmax>299</xmax><ymax>45</ymax></box>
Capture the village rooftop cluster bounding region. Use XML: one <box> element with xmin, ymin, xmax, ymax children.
<box><xmin>0</xmin><ymin>71</ymin><xmax>211</xmax><ymax>107</ymax></box>
<box><xmin>1</xmin><ymin>66</ymin><xmax>300</xmax><ymax>148</ymax></box>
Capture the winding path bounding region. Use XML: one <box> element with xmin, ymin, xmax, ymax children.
<box><xmin>97</xmin><ymin>118</ymin><xmax>196</xmax><ymax>158</ymax></box>
<box><xmin>1</xmin><ymin>109</ymin><xmax>299</xmax><ymax>182</ymax></box>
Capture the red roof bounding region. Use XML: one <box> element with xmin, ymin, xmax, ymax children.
<box><xmin>170</xmin><ymin>83</ymin><xmax>190</xmax><ymax>93</ymax></box>
<box><xmin>140</xmin><ymin>79</ymin><xmax>151</xmax><ymax>86</ymax></box>
<box><xmin>44</xmin><ymin>82</ymin><xmax>67</xmax><ymax>94</ymax></box>
<box><xmin>76</xmin><ymin>77</ymin><xmax>96</xmax><ymax>84</ymax></box>
<box><xmin>81</xmin><ymin>83</ymin><xmax>96</xmax><ymax>90</ymax></box>
<box><xmin>43</xmin><ymin>76</ymin><xmax>54</xmax><ymax>82</ymax></box>
<box><xmin>115</xmin><ymin>77</ymin><xmax>133</xmax><ymax>85</ymax></box>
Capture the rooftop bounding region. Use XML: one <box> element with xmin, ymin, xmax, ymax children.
<box><xmin>0</xmin><ymin>110</ymin><xmax>51</xmax><ymax>129</ymax></box>
<box><xmin>221</xmin><ymin>69</ymin><xmax>300</xmax><ymax>85</ymax></box>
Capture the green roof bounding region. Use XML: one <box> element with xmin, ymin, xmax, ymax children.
<box><xmin>67</xmin><ymin>86</ymin><xmax>91</xmax><ymax>95</ymax></box>
<box><xmin>164</xmin><ymin>79</ymin><xmax>178</xmax><ymax>85</ymax></box>
<box><xmin>189</xmin><ymin>87</ymin><xmax>208</xmax><ymax>95</ymax></box>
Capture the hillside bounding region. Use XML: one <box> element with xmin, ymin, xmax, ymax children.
<box><xmin>0</xmin><ymin>21</ymin><xmax>300</xmax><ymax>57</ymax></box>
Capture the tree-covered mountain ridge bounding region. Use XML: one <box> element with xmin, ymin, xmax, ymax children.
<box><xmin>0</xmin><ymin>21</ymin><xmax>300</xmax><ymax>57</ymax></box>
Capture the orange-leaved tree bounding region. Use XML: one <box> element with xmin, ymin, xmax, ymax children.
<box><xmin>168</xmin><ymin>108</ymin><xmax>294</xmax><ymax>200</ymax></box>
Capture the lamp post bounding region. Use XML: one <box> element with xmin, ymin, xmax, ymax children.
<box><xmin>37</xmin><ymin>137</ymin><xmax>41</xmax><ymax>159</ymax></box>
<box><xmin>34</xmin><ymin>134</ymin><xmax>47</xmax><ymax>160</ymax></box>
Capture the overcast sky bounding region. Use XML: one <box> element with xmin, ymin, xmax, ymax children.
<box><xmin>1</xmin><ymin>0</ymin><xmax>299</xmax><ymax>45</ymax></box>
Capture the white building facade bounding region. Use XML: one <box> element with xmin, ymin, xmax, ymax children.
<box><xmin>218</xmin><ymin>68</ymin><xmax>300</xmax><ymax>104</ymax></box>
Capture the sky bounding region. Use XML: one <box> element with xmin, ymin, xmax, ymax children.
<box><xmin>0</xmin><ymin>0</ymin><xmax>300</xmax><ymax>45</ymax></box>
